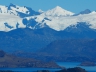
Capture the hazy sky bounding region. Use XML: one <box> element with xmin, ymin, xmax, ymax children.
<box><xmin>0</xmin><ymin>0</ymin><xmax>96</xmax><ymax>13</ymax></box>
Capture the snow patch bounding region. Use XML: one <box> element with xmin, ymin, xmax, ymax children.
<box><xmin>0</xmin><ymin>14</ymin><xmax>25</xmax><ymax>32</ymax></box>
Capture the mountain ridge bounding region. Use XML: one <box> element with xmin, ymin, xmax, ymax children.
<box><xmin>0</xmin><ymin>4</ymin><xmax>96</xmax><ymax>32</ymax></box>
<box><xmin>0</xmin><ymin>4</ymin><xmax>96</xmax><ymax>62</ymax></box>
<box><xmin>31</xmin><ymin>39</ymin><xmax>96</xmax><ymax>62</ymax></box>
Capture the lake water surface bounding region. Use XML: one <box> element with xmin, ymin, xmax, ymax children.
<box><xmin>0</xmin><ymin>62</ymin><xmax>96</xmax><ymax>72</ymax></box>
<box><xmin>0</xmin><ymin>68</ymin><xmax>60</xmax><ymax>72</ymax></box>
<box><xmin>57</xmin><ymin>62</ymin><xmax>96</xmax><ymax>72</ymax></box>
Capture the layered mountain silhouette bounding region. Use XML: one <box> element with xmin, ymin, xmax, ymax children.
<box><xmin>30</xmin><ymin>39</ymin><xmax>96</xmax><ymax>62</ymax></box>
<box><xmin>0</xmin><ymin>4</ymin><xmax>96</xmax><ymax>62</ymax></box>
<box><xmin>0</xmin><ymin>22</ymin><xmax>96</xmax><ymax>53</ymax></box>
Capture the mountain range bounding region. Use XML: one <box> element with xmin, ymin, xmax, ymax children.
<box><xmin>0</xmin><ymin>4</ymin><xmax>96</xmax><ymax>62</ymax></box>
<box><xmin>34</xmin><ymin>39</ymin><xmax>96</xmax><ymax>62</ymax></box>
<box><xmin>0</xmin><ymin>3</ymin><xmax>96</xmax><ymax>32</ymax></box>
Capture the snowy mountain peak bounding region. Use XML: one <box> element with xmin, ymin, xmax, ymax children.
<box><xmin>54</xmin><ymin>6</ymin><xmax>63</xmax><ymax>10</ymax></box>
<box><xmin>1</xmin><ymin>4</ymin><xmax>96</xmax><ymax>32</ymax></box>
<box><xmin>54</xmin><ymin>6</ymin><xmax>67</xmax><ymax>11</ymax></box>
<box><xmin>41</xmin><ymin>6</ymin><xmax>74</xmax><ymax>17</ymax></box>
<box><xmin>0</xmin><ymin>5</ymin><xmax>8</xmax><ymax>14</ymax></box>
<box><xmin>8</xmin><ymin>3</ymin><xmax>29</xmax><ymax>14</ymax></box>
<box><xmin>0</xmin><ymin>4</ymin><xmax>28</xmax><ymax>16</ymax></box>
<box><xmin>38</xmin><ymin>9</ymin><xmax>44</xmax><ymax>13</ymax></box>
<box><xmin>0</xmin><ymin>4</ymin><xmax>40</xmax><ymax>17</ymax></box>
<box><xmin>90</xmin><ymin>11</ymin><xmax>96</xmax><ymax>14</ymax></box>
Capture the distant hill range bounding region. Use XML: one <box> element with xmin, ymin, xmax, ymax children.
<box><xmin>34</xmin><ymin>39</ymin><xmax>96</xmax><ymax>62</ymax></box>
<box><xmin>0</xmin><ymin>4</ymin><xmax>96</xmax><ymax>62</ymax></box>
<box><xmin>0</xmin><ymin>50</ymin><xmax>61</xmax><ymax>68</ymax></box>
<box><xmin>13</xmin><ymin>39</ymin><xmax>96</xmax><ymax>62</ymax></box>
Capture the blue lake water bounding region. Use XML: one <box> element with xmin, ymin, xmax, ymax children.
<box><xmin>57</xmin><ymin>62</ymin><xmax>96</xmax><ymax>72</ymax></box>
<box><xmin>0</xmin><ymin>62</ymin><xmax>96</xmax><ymax>72</ymax></box>
<box><xmin>0</xmin><ymin>68</ymin><xmax>60</xmax><ymax>72</ymax></box>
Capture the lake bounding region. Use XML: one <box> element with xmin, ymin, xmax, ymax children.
<box><xmin>0</xmin><ymin>62</ymin><xmax>96</xmax><ymax>72</ymax></box>
<box><xmin>0</xmin><ymin>68</ymin><xmax>60</xmax><ymax>72</ymax></box>
<box><xmin>57</xmin><ymin>62</ymin><xmax>96</xmax><ymax>72</ymax></box>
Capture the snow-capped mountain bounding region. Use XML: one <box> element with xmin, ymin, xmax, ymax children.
<box><xmin>27</xmin><ymin>10</ymin><xmax>96</xmax><ymax>31</ymax></box>
<box><xmin>41</xmin><ymin>6</ymin><xmax>74</xmax><ymax>17</ymax></box>
<box><xmin>8</xmin><ymin>3</ymin><xmax>30</xmax><ymax>14</ymax></box>
<box><xmin>1</xmin><ymin>4</ymin><xmax>96</xmax><ymax>53</ymax></box>
<box><xmin>38</xmin><ymin>9</ymin><xmax>44</xmax><ymax>13</ymax></box>
<box><xmin>0</xmin><ymin>3</ymin><xmax>40</xmax><ymax>17</ymax></box>
<box><xmin>0</xmin><ymin>4</ymin><xmax>96</xmax><ymax>32</ymax></box>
